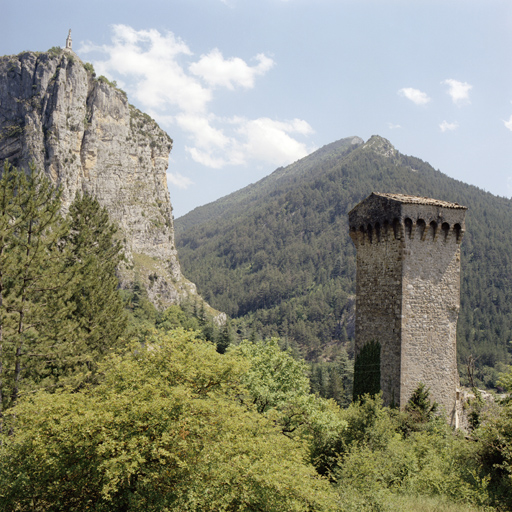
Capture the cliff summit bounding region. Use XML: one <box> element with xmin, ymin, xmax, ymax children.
<box><xmin>0</xmin><ymin>47</ymin><xmax>212</xmax><ymax>313</ymax></box>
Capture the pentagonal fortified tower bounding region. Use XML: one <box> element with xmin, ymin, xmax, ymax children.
<box><xmin>349</xmin><ymin>193</ymin><xmax>467</xmax><ymax>425</ymax></box>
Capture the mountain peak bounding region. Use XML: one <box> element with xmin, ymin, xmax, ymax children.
<box><xmin>361</xmin><ymin>135</ymin><xmax>398</xmax><ymax>159</ymax></box>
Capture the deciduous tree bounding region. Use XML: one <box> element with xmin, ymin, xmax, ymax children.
<box><xmin>0</xmin><ymin>330</ymin><xmax>338</xmax><ymax>511</ymax></box>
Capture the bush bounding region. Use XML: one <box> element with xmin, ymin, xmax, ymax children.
<box><xmin>0</xmin><ymin>330</ymin><xmax>338</xmax><ymax>511</ymax></box>
<box><xmin>83</xmin><ymin>62</ymin><xmax>96</xmax><ymax>76</ymax></box>
<box><xmin>329</xmin><ymin>395</ymin><xmax>491</xmax><ymax>510</ymax></box>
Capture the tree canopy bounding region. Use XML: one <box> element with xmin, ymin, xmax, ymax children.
<box><xmin>0</xmin><ymin>162</ymin><xmax>127</xmax><ymax>429</ymax></box>
<box><xmin>0</xmin><ymin>330</ymin><xmax>339</xmax><ymax>511</ymax></box>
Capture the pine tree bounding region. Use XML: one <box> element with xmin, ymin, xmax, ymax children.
<box><xmin>216</xmin><ymin>322</ymin><xmax>233</xmax><ymax>354</ymax></box>
<box><xmin>0</xmin><ymin>165</ymin><xmax>129</xmax><ymax>431</ymax></box>
<box><xmin>0</xmin><ymin>162</ymin><xmax>74</xmax><ymax>421</ymax></box>
<box><xmin>405</xmin><ymin>383</ymin><xmax>438</xmax><ymax>424</ymax></box>
<box><xmin>62</xmin><ymin>193</ymin><xmax>127</xmax><ymax>386</ymax></box>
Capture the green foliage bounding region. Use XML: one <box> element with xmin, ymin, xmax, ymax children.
<box><xmin>464</xmin><ymin>388</ymin><xmax>488</xmax><ymax>431</ymax></box>
<box><xmin>231</xmin><ymin>338</ymin><xmax>310</xmax><ymax>414</ymax></box>
<box><xmin>405</xmin><ymin>383</ymin><xmax>438</xmax><ymax>425</ymax></box>
<box><xmin>340</xmin><ymin>394</ymin><xmax>397</xmax><ymax>451</ymax></box>
<box><xmin>474</xmin><ymin>402</ymin><xmax>512</xmax><ymax>508</ymax></box>
<box><xmin>124</xmin><ymin>288</ymin><xmax>233</xmax><ymax>353</ymax></box>
<box><xmin>497</xmin><ymin>365</ymin><xmax>512</xmax><ymax>399</ymax></box>
<box><xmin>61</xmin><ymin>193</ymin><xmax>127</xmax><ymax>387</ymax></box>
<box><xmin>0</xmin><ymin>161</ymin><xmax>73</xmax><ymax>414</ymax></box>
<box><xmin>330</xmin><ymin>396</ymin><xmax>492</xmax><ymax>510</ymax></box>
<box><xmin>156</xmin><ymin>304</ymin><xmax>202</xmax><ymax>332</ymax></box>
<box><xmin>95</xmin><ymin>74</ymin><xmax>127</xmax><ymax>97</ymax></box>
<box><xmin>122</xmin><ymin>279</ymin><xmax>159</xmax><ymax>335</ymax></box>
<box><xmin>97</xmin><ymin>75</ymin><xmax>118</xmax><ymax>88</ymax></box>
<box><xmin>83</xmin><ymin>61</ymin><xmax>95</xmax><ymax>76</ymax></box>
<box><xmin>230</xmin><ymin>339</ymin><xmax>346</xmax><ymax>443</ymax></box>
<box><xmin>353</xmin><ymin>340</ymin><xmax>381</xmax><ymax>401</ymax></box>
<box><xmin>47</xmin><ymin>46</ymin><xmax>62</xmax><ymax>57</ymax></box>
<box><xmin>0</xmin><ymin>330</ymin><xmax>338</xmax><ymax>511</ymax></box>
<box><xmin>310</xmin><ymin>347</ymin><xmax>354</xmax><ymax>407</ymax></box>
<box><xmin>0</xmin><ymin>163</ymin><xmax>127</xmax><ymax>421</ymax></box>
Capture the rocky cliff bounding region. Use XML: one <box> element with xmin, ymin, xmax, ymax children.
<box><xmin>0</xmin><ymin>47</ymin><xmax>211</xmax><ymax>312</ymax></box>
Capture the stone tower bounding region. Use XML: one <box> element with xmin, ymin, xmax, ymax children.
<box><xmin>349</xmin><ymin>192</ymin><xmax>467</xmax><ymax>425</ymax></box>
<box><xmin>66</xmin><ymin>29</ymin><xmax>72</xmax><ymax>50</ymax></box>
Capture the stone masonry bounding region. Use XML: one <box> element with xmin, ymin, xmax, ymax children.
<box><xmin>349</xmin><ymin>192</ymin><xmax>467</xmax><ymax>426</ymax></box>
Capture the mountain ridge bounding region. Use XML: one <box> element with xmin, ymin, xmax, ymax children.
<box><xmin>175</xmin><ymin>136</ymin><xmax>363</xmax><ymax>234</ymax></box>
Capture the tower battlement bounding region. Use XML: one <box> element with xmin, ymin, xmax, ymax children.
<box><xmin>350</xmin><ymin>217</ymin><xmax>464</xmax><ymax>246</ymax></box>
<box><xmin>349</xmin><ymin>192</ymin><xmax>467</xmax><ymax>426</ymax></box>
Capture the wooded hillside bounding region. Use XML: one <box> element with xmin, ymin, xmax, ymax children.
<box><xmin>176</xmin><ymin>135</ymin><xmax>512</xmax><ymax>388</ymax></box>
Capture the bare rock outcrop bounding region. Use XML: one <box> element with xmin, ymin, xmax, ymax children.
<box><xmin>0</xmin><ymin>48</ymin><xmax>217</xmax><ymax>314</ymax></box>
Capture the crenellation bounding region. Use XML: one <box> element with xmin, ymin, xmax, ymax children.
<box><xmin>441</xmin><ymin>222</ymin><xmax>450</xmax><ymax>241</ymax></box>
<box><xmin>454</xmin><ymin>223</ymin><xmax>463</xmax><ymax>243</ymax></box>
<box><xmin>351</xmin><ymin>217</ymin><xmax>465</xmax><ymax>247</ymax></box>
<box><xmin>349</xmin><ymin>192</ymin><xmax>467</xmax><ymax>425</ymax></box>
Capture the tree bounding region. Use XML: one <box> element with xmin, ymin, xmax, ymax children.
<box><xmin>497</xmin><ymin>365</ymin><xmax>512</xmax><ymax>401</ymax></box>
<box><xmin>229</xmin><ymin>338</ymin><xmax>345</xmax><ymax>447</ymax></box>
<box><xmin>0</xmin><ymin>330</ymin><xmax>338</xmax><ymax>511</ymax></box>
<box><xmin>155</xmin><ymin>304</ymin><xmax>201</xmax><ymax>332</ymax></box>
<box><xmin>0</xmin><ymin>161</ymin><xmax>73</xmax><ymax>423</ymax></box>
<box><xmin>230</xmin><ymin>338</ymin><xmax>311</xmax><ymax>415</ymax></box>
<box><xmin>353</xmin><ymin>340</ymin><xmax>381</xmax><ymax>401</ymax></box>
<box><xmin>60</xmin><ymin>193</ymin><xmax>127</xmax><ymax>387</ymax></box>
<box><xmin>216</xmin><ymin>321</ymin><xmax>233</xmax><ymax>354</ymax></box>
<box><xmin>405</xmin><ymin>383</ymin><xmax>438</xmax><ymax>424</ymax></box>
<box><xmin>0</xmin><ymin>164</ymin><xmax>129</xmax><ymax>431</ymax></box>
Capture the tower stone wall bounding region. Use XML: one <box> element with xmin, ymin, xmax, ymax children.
<box><xmin>349</xmin><ymin>193</ymin><xmax>467</xmax><ymax>425</ymax></box>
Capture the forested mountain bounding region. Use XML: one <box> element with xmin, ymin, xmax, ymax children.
<box><xmin>175</xmin><ymin>136</ymin><xmax>363</xmax><ymax>235</ymax></box>
<box><xmin>176</xmin><ymin>135</ymin><xmax>512</xmax><ymax>388</ymax></box>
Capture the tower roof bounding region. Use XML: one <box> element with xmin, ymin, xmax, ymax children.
<box><xmin>348</xmin><ymin>192</ymin><xmax>467</xmax><ymax>229</ymax></box>
<box><xmin>372</xmin><ymin>192</ymin><xmax>467</xmax><ymax>210</ymax></box>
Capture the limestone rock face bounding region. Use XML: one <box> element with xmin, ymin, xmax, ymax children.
<box><xmin>0</xmin><ymin>49</ymin><xmax>206</xmax><ymax>311</ymax></box>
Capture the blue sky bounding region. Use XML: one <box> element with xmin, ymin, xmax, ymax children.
<box><xmin>3</xmin><ymin>0</ymin><xmax>512</xmax><ymax>217</ymax></box>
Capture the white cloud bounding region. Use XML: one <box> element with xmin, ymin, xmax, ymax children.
<box><xmin>439</xmin><ymin>121</ymin><xmax>459</xmax><ymax>132</ymax></box>
<box><xmin>81</xmin><ymin>24</ymin><xmax>210</xmax><ymax>113</ymax></box>
<box><xmin>387</xmin><ymin>123</ymin><xmax>401</xmax><ymax>130</ymax></box>
<box><xmin>176</xmin><ymin>113</ymin><xmax>243</xmax><ymax>167</ymax></box>
<box><xmin>79</xmin><ymin>25</ymin><xmax>312</xmax><ymax>171</ymax></box>
<box><xmin>167</xmin><ymin>172</ymin><xmax>194</xmax><ymax>189</ymax></box>
<box><xmin>177</xmin><ymin>114</ymin><xmax>313</xmax><ymax>168</ymax></box>
<box><xmin>238</xmin><ymin>117</ymin><xmax>314</xmax><ymax>166</ymax></box>
<box><xmin>184</xmin><ymin>147</ymin><xmax>231</xmax><ymax>168</ymax></box>
<box><xmin>398</xmin><ymin>87</ymin><xmax>431</xmax><ymax>105</ymax></box>
<box><xmin>504</xmin><ymin>114</ymin><xmax>512</xmax><ymax>131</ymax></box>
<box><xmin>176</xmin><ymin>114</ymin><xmax>231</xmax><ymax>151</ymax></box>
<box><xmin>189</xmin><ymin>49</ymin><xmax>274</xmax><ymax>90</ymax></box>
<box><xmin>442</xmin><ymin>79</ymin><xmax>472</xmax><ymax>105</ymax></box>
